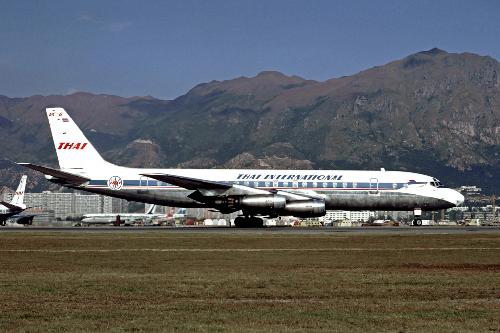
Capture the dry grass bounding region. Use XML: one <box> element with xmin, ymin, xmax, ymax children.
<box><xmin>0</xmin><ymin>231</ymin><xmax>499</xmax><ymax>332</ymax></box>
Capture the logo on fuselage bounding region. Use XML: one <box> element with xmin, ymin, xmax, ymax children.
<box><xmin>107</xmin><ymin>176</ymin><xmax>123</xmax><ymax>190</ymax></box>
<box><xmin>57</xmin><ymin>142</ymin><xmax>88</xmax><ymax>150</ymax></box>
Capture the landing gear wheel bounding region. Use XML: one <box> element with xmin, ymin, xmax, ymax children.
<box><xmin>0</xmin><ymin>220</ymin><xmax>5</xmax><ymax>226</ymax></box>
<box><xmin>234</xmin><ymin>216</ymin><xmax>245</xmax><ymax>228</ymax></box>
<box><xmin>249</xmin><ymin>217</ymin><xmax>264</xmax><ymax>228</ymax></box>
<box><xmin>413</xmin><ymin>219</ymin><xmax>422</xmax><ymax>226</ymax></box>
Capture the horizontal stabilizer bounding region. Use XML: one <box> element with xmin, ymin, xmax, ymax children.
<box><xmin>17</xmin><ymin>163</ymin><xmax>90</xmax><ymax>185</ymax></box>
<box><xmin>141</xmin><ymin>173</ymin><xmax>231</xmax><ymax>190</ymax></box>
<box><xmin>0</xmin><ymin>201</ymin><xmax>23</xmax><ymax>211</ymax></box>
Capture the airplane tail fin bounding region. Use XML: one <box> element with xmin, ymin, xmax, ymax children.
<box><xmin>46</xmin><ymin>108</ymin><xmax>108</xmax><ymax>170</ymax></box>
<box><xmin>10</xmin><ymin>175</ymin><xmax>27</xmax><ymax>209</ymax></box>
<box><xmin>145</xmin><ymin>204</ymin><xmax>157</xmax><ymax>214</ymax></box>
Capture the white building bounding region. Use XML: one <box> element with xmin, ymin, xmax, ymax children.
<box><xmin>3</xmin><ymin>191</ymin><xmax>123</xmax><ymax>219</ymax></box>
<box><xmin>45</xmin><ymin>192</ymin><xmax>74</xmax><ymax>218</ymax></box>
<box><xmin>459</xmin><ymin>186</ymin><xmax>482</xmax><ymax>194</ymax></box>
<box><xmin>324</xmin><ymin>210</ymin><xmax>374</xmax><ymax>222</ymax></box>
<box><xmin>74</xmin><ymin>194</ymin><xmax>112</xmax><ymax>215</ymax></box>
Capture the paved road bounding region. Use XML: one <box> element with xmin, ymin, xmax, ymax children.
<box><xmin>1</xmin><ymin>226</ymin><xmax>499</xmax><ymax>235</ymax></box>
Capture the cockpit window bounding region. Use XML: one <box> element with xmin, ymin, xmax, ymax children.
<box><xmin>430</xmin><ymin>180</ymin><xmax>444</xmax><ymax>187</ymax></box>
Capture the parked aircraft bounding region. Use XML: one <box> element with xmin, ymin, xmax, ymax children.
<box><xmin>19</xmin><ymin>108</ymin><xmax>464</xmax><ymax>227</ymax></box>
<box><xmin>0</xmin><ymin>175</ymin><xmax>31</xmax><ymax>226</ymax></box>
<box><xmin>80</xmin><ymin>204</ymin><xmax>163</xmax><ymax>226</ymax></box>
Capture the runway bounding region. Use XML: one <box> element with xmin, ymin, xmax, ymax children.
<box><xmin>1</xmin><ymin>226</ymin><xmax>500</xmax><ymax>234</ymax></box>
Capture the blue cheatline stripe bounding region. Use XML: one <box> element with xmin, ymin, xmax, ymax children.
<box><xmin>89</xmin><ymin>180</ymin><xmax>171</xmax><ymax>186</ymax></box>
<box><xmin>87</xmin><ymin>179</ymin><xmax>408</xmax><ymax>190</ymax></box>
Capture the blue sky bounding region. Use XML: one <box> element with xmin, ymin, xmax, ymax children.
<box><xmin>1</xmin><ymin>0</ymin><xmax>499</xmax><ymax>99</ymax></box>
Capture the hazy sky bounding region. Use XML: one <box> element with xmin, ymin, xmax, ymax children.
<box><xmin>1</xmin><ymin>0</ymin><xmax>499</xmax><ymax>99</ymax></box>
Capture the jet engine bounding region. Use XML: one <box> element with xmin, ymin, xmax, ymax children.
<box><xmin>239</xmin><ymin>195</ymin><xmax>287</xmax><ymax>210</ymax></box>
<box><xmin>282</xmin><ymin>200</ymin><xmax>326</xmax><ymax>217</ymax></box>
<box><xmin>214</xmin><ymin>195</ymin><xmax>286</xmax><ymax>212</ymax></box>
<box><xmin>213</xmin><ymin>196</ymin><xmax>325</xmax><ymax>218</ymax></box>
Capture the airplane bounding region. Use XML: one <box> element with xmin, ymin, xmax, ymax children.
<box><xmin>7</xmin><ymin>213</ymin><xmax>36</xmax><ymax>226</ymax></box>
<box><xmin>80</xmin><ymin>204</ymin><xmax>164</xmax><ymax>226</ymax></box>
<box><xmin>172</xmin><ymin>208</ymin><xmax>187</xmax><ymax>219</ymax></box>
<box><xmin>19</xmin><ymin>108</ymin><xmax>464</xmax><ymax>227</ymax></box>
<box><xmin>0</xmin><ymin>175</ymin><xmax>30</xmax><ymax>226</ymax></box>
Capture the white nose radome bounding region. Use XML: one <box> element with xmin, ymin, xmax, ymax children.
<box><xmin>443</xmin><ymin>189</ymin><xmax>464</xmax><ymax>206</ymax></box>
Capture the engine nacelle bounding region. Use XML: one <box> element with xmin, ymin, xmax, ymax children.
<box><xmin>282</xmin><ymin>200</ymin><xmax>326</xmax><ymax>217</ymax></box>
<box><xmin>240</xmin><ymin>195</ymin><xmax>287</xmax><ymax>210</ymax></box>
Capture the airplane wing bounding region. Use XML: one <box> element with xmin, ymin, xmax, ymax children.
<box><xmin>276</xmin><ymin>189</ymin><xmax>326</xmax><ymax>201</ymax></box>
<box><xmin>0</xmin><ymin>201</ymin><xmax>24</xmax><ymax>211</ymax></box>
<box><xmin>17</xmin><ymin>163</ymin><xmax>90</xmax><ymax>185</ymax></box>
<box><xmin>141</xmin><ymin>173</ymin><xmax>318</xmax><ymax>200</ymax></box>
<box><xmin>140</xmin><ymin>173</ymin><xmax>232</xmax><ymax>190</ymax></box>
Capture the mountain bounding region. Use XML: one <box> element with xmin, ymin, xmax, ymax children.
<box><xmin>0</xmin><ymin>48</ymin><xmax>499</xmax><ymax>193</ymax></box>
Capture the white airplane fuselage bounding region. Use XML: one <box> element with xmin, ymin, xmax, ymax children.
<box><xmin>21</xmin><ymin>108</ymin><xmax>465</xmax><ymax>222</ymax></box>
<box><xmin>56</xmin><ymin>164</ymin><xmax>463</xmax><ymax>212</ymax></box>
<box><xmin>0</xmin><ymin>204</ymin><xmax>19</xmax><ymax>221</ymax></box>
<box><xmin>0</xmin><ymin>175</ymin><xmax>28</xmax><ymax>225</ymax></box>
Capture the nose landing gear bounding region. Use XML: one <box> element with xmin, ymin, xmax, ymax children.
<box><xmin>412</xmin><ymin>208</ymin><xmax>423</xmax><ymax>226</ymax></box>
<box><xmin>412</xmin><ymin>218</ymin><xmax>423</xmax><ymax>226</ymax></box>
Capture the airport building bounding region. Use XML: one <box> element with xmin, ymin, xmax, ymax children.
<box><xmin>324</xmin><ymin>210</ymin><xmax>374</xmax><ymax>222</ymax></box>
<box><xmin>3</xmin><ymin>191</ymin><xmax>128</xmax><ymax>219</ymax></box>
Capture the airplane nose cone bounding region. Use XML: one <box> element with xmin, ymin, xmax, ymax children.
<box><xmin>436</xmin><ymin>188</ymin><xmax>464</xmax><ymax>207</ymax></box>
<box><xmin>448</xmin><ymin>189</ymin><xmax>464</xmax><ymax>206</ymax></box>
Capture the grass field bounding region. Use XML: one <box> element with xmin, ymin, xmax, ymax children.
<box><xmin>0</xmin><ymin>231</ymin><xmax>499</xmax><ymax>332</ymax></box>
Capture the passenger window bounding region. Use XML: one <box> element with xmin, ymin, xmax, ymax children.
<box><xmin>393</xmin><ymin>183</ymin><xmax>397</xmax><ymax>189</ymax></box>
<box><xmin>302</xmin><ymin>182</ymin><xmax>307</xmax><ymax>188</ymax></box>
<box><xmin>353</xmin><ymin>182</ymin><xmax>357</xmax><ymax>188</ymax></box>
<box><xmin>343</xmin><ymin>182</ymin><xmax>348</xmax><ymax>188</ymax></box>
<box><xmin>313</xmin><ymin>182</ymin><xmax>317</xmax><ymax>188</ymax></box>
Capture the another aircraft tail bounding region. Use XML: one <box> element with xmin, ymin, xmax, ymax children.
<box><xmin>145</xmin><ymin>204</ymin><xmax>157</xmax><ymax>214</ymax></box>
<box><xmin>9</xmin><ymin>175</ymin><xmax>27</xmax><ymax>209</ymax></box>
<box><xmin>46</xmin><ymin>108</ymin><xmax>108</xmax><ymax>170</ymax></box>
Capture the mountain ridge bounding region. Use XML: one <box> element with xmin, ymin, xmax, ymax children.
<box><xmin>0</xmin><ymin>48</ymin><xmax>499</xmax><ymax>194</ymax></box>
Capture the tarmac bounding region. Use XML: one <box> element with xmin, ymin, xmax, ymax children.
<box><xmin>1</xmin><ymin>226</ymin><xmax>500</xmax><ymax>235</ymax></box>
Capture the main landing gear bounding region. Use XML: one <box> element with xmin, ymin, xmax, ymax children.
<box><xmin>234</xmin><ymin>216</ymin><xmax>264</xmax><ymax>228</ymax></box>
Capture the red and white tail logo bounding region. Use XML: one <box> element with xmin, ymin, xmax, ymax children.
<box><xmin>57</xmin><ymin>142</ymin><xmax>88</xmax><ymax>150</ymax></box>
<box><xmin>46</xmin><ymin>108</ymin><xmax>107</xmax><ymax>170</ymax></box>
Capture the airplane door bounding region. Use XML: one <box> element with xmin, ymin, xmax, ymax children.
<box><xmin>369</xmin><ymin>178</ymin><xmax>379</xmax><ymax>195</ymax></box>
